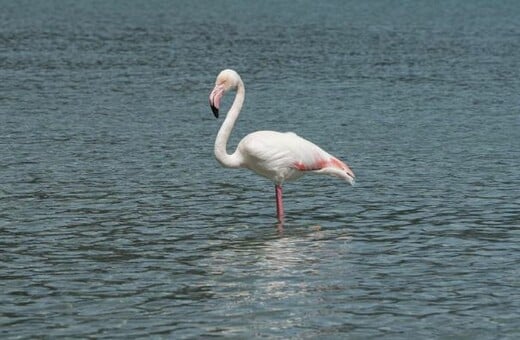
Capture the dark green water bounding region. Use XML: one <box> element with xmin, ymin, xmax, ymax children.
<box><xmin>1</xmin><ymin>0</ymin><xmax>519</xmax><ymax>338</ymax></box>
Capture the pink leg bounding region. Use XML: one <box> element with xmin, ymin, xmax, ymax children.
<box><xmin>275</xmin><ymin>184</ymin><xmax>284</xmax><ymax>223</ymax></box>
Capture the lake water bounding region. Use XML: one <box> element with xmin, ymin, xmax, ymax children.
<box><xmin>1</xmin><ymin>0</ymin><xmax>519</xmax><ymax>338</ymax></box>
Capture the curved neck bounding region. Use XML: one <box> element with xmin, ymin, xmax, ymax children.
<box><xmin>214</xmin><ymin>80</ymin><xmax>245</xmax><ymax>168</ymax></box>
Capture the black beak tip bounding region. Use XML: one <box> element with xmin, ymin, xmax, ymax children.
<box><xmin>211</xmin><ymin>105</ymin><xmax>219</xmax><ymax>118</ymax></box>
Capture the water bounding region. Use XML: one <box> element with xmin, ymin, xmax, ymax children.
<box><xmin>1</xmin><ymin>0</ymin><xmax>519</xmax><ymax>338</ymax></box>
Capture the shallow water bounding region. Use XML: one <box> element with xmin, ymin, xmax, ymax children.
<box><xmin>1</xmin><ymin>0</ymin><xmax>519</xmax><ymax>338</ymax></box>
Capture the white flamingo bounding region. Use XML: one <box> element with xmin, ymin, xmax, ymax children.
<box><xmin>209</xmin><ymin>69</ymin><xmax>355</xmax><ymax>225</ymax></box>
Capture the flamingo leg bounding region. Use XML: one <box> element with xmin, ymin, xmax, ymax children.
<box><xmin>275</xmin><ymin>184</ymin><xmax>284</xmax><ymax>223</ymax></box>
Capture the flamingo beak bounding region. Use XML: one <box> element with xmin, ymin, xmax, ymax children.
<box><xmin>210</xmin><ymin>104</ymin><xmax>219</xmax><ymax>118</ymax></box>
<box><xmin>209</xmin><ymin>85</ymin><xmax>224</xmax><ymax>118</ymax></box>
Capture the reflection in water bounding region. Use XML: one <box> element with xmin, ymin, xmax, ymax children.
<box><xmin>201</xmin><ymin>225</ymin><xmax>354</xmax><ymax>335</ymax></box>
<box><xmin>259</xmin><ymin>230</ymin><xmax>324</xmax><ymax>298</ymax></box>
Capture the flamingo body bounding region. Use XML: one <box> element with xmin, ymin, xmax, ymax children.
<box><xmin>209</xmin><ymin>69</ymin><xmax>355</xmax><ymax>224</ymax></box>
<box><xmin>237</xmin><ymin>130</ymin><xmax>352</xmax><ymax>184</ymax></box>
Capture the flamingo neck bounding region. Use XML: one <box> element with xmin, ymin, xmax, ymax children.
<box><xmin>214</xmin><ymin>80</ymin><xmax>245</xmax><ymax>168</ymax></box>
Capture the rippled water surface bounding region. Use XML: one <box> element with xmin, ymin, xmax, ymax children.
<box><xmin>1</xmin><ymin>0</ymin><xmax>519</xmax><ymax>338</ymax></box>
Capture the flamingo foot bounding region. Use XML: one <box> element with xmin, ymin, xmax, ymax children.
<box><xmin>276</xmin><ymin>222</ymin><xmax>284</xmax><ymax>234</ymax></box>
<box><xmin>275</xmin><ymin>184</ymin><xmax>284</xmax><ymax>224</ymax></box>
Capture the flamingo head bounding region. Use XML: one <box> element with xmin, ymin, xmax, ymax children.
<box><xmin>209</xmin><ymin>69</ymin><xmax>241</xmax><ymax>118</ymax></box>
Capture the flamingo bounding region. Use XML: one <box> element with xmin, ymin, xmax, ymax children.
<box><xmin>209</xmin><ymin>69</ymin><xmax>355</xmax><ymax>225</ymax></box>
